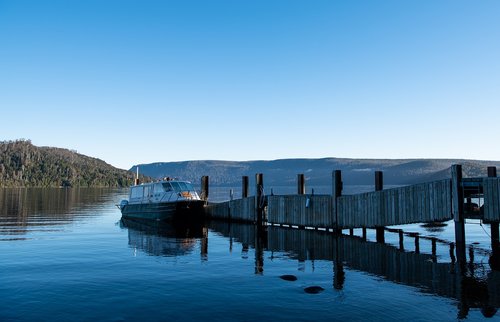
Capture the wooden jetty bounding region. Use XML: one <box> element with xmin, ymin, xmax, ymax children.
<box><xmin>204</xmin><ymin>164</ymin><xmax>500</xmax><ymax>261</ymax></box>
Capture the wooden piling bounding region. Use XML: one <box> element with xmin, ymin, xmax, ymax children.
<box><xmin>332</xmin><ymin>170</ymin><xmax>342</xmax><ymax>233</ymax></box>
<box><xmin>399</xmin><ymin>230</ymin><xmax>404</xmax><ymax>251</ymax></box>
<box><xmin>375</xmin><ymin>171</ymin><xmax>385</xmax><ymax>243</ymax></box>
<box><xmin>242</xmin><ymin>176</ymin><xmax>249</xmax><ymax>198</ymax></box>
<box><xmin>375</xmin><ymin>171</ymin><xmax>383</xmax><ymax>191</ymax></box>
<box><xmin>297</xmin><ymin>174</ymin><xmax>305</xmax><ymax>195</ymax></box>
<box><xmin>488</xmin><ymin>167</ymin><xmax>499</xmax><ymax>247</ymax></box>
<box><xmin>452</xmin><ymin>165</ymin><xmax>466</xmax><ymax>263</ymax></box>
<box><xmin>201</xmin><ymin>176</ymin><xmax>209</xmax><ymax>201</ymax></box>
<box><xmin>256</xmin><ymin>173</ymin><xmax>264</xmax><ymax>226</ymax></box>
<box><xmin>488</xmin><ymin>166</ymin><xmax>497</xmax><ymax>178</ymax></box>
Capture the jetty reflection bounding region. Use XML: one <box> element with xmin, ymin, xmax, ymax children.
<box><xmin>120</xmin><ymin>218</ymin><xmax>207</xmax><ymax>257</ymax></box>
<box><xmin>209</xmin><ymin>221</ymin><xmax>500</xmax><ymax>319</ymax></box>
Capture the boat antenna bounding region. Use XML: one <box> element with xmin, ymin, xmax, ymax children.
<box><xmin>135</xmin><ymin>166</ymin><xmax>140</xmax><ymax>185</ymax></box>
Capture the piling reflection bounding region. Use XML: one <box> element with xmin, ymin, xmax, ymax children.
<box><xmin>208</xmin><ymin>221</ymin><xmax>500</xmax><ymax>319</ymax></box>
<box><xmin>120</xmin><ymin>218</ymin><xmax>207</xmax><ymax>257</ymax></box>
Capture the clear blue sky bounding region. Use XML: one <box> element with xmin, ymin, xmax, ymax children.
<box><xmin>1</xmin><ymin>0</ymin><xmax>499</xmax><ymax>170</ymax></box>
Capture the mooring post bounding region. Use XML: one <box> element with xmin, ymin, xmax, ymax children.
<box><xmin>487</xmin><ymin>166</ymin><xmax>500</xmax><ymax>271</ymax></box>
<box><xmin>452</xmin><ymin>164</ymin><xmax>466</xmax><ymax>264</ymax></box>
<box><xmin>201</xmin><ymin>176</ymin><xmax>209</xmax><ymax>202</ymax></box>
<box><xmin>332</xmin><ymin>170</ymin><xmax>343</xmax><ymax>233</ymax></box>
<box><xmin>242</xmin><ymin>176</ymin><xmax>249</xmax><ymax>198</ymax></box>
<box><xmin>488</xmin><ymin>167</ymin><xmax>499</xmax><ymax>245</ymax></box>
<box><xmin>256</xmin><ymin>173</ymin><xmax>264</xmax><ymax>226</ymax></box>
<box><xmin>297</xmin><ymin>174</ymin><xmax>305</xmax><ymax>195</ymax></box>
<box><xmin>414</xmin><ymin>234</ymin><xmax>420</xmax><ymax>254</ymax></box>
<box><xmin>375</xmin><ymin>171</ymin><xmax>385</xmax><ymax>243</ymax></box>
<box><xmin>399</xmin><ymin>230</ymin><xmax>404</xmax><ymax>251</ymax></box>
<box><xmin>488</xmin><ymin>166</ymin><xmax>497</xmax><ymax>178</ymax></box>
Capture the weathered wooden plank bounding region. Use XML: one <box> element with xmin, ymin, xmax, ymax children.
<box><xmin>430</xmin><ymin>183</ymin><xmax>435</xmax><ymax>221</ymax></box>
<box><xmin>495</xmin><ymin>179</ymin><xmax>500</xmax><ymax>221</ymax></box>
<box><xmin>497</xmin><ymin>179</ymin><xmax>500</xmax><ymax>221</ymax></box>
<box><xmin>485</xmin><ymin>178</ymin><xmax>500</xmax><ymax>222</ymax></box>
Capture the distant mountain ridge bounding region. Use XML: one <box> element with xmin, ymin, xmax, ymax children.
<box><xmin>4</xmin><ymin>138</ymin><xmax>497</xmax><ymax>189</ymax></box>
<box><xmin>0</xmin><ymin>140</ymin><xmax>135</xmax><ymax>187</ymax></box>
<box><xmin>131</xmin><ymin>158</ymin><xmax>500</xmax><ymax>187</ymax></box>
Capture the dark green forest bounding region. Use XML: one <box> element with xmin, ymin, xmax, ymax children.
<box><xmin>0</xmin><ymin>139</ymin><xmax>135</xmax><ymax>187</ymax></box>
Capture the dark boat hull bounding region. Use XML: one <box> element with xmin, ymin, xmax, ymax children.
<box><xmin>121</xmin><ymin>200</ymin><xmax>205</xmax><ymax>223</ymax></box>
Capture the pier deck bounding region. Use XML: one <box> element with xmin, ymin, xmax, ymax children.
<box><xmin>204</xmin><ymin>165</ymin><xmax>500</xmax><ymax>258</ymax></box>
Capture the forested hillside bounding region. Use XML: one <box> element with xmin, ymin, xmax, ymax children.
<box><xmin>0</xmin><ymin>140</ymin><xmax>135</xmax><ymax>187</ymax></box>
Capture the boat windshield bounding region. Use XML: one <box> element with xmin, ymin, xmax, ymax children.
<box><xmin>178</xmin><ymin>182</ymin><xmax>190</xmax><ymax>191</ymax></box>
<box><xmin>169</xmin><ymin>181</ymin><xmax>194</xmax><ymax>192</ymax></box>
<box><xmin>162</xmin><ymin>182</ymin><xmax>173</xmax><ymax>192</ymax></box>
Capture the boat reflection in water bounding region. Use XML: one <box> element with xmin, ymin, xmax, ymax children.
<box><xmin>120</xmin><ymin>218</ymin><xmax>207</xmax><ymax>257</ymax></box>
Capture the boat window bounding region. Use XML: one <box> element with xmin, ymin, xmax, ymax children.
<box><xmin>143</xmin><ymin>185</ymin><xmax>151</xmax><ymax>197</ymax></box>
<box><xmin>170</xmin><ymin>181</ymin><xmax>182</xmax><ymax>192</ymax></box>
<box><xmin>183</xmin><ymin>182</ymin><xmax>195</xmax><ymax>191</ymax></box>
<box><xmin>130</xmin><ymin>186</ymin><xmax>143</xmax><ymax>199</ymax></box>
<box><xmin>162</xmin><ymin>182</ymin><xmax>173</xmax><ymax>192</ymax></box>
<box><xmin>153</xmin><ymin>183</ymin><xmax>164</xmax><ymax>194</ymax></box>
<box><xmin>178</xmin><ymin>182</ymin><xmax>189</xmax><ymax>191</ymax></box>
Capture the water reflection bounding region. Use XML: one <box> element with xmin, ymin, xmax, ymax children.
<box><xmin>120</xmin><ymin>218</ymin><xmax>207</xmax><ymax>257</ymax></box>
<box><xmin>0</xmin><ymin>188</ymin><xmax>123</xmax><ymax>239</ymax></box>
<box><xmin>208</xmin><ymin>221</ymin><xmax>500</xmax><ymax>319</ymax></box>
<box><xmin>0</xmin><ymin>188</ymin><xmax>122</xmax><ymax>218</ymax></box>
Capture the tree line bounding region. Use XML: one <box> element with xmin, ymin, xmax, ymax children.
<box><xmin>0</xmin><ymin>139</ymin><xmax>135</xmax><ymax>187</ymax></box>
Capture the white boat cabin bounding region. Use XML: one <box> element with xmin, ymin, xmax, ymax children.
<box><xmin>129</xmin><ymin>180</ymin><xmax>201</xmax><ymax>204</ymax></box>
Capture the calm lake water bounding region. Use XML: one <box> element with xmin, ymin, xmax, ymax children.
<box><xmin>1</xmin><ymin>187</ymin><xmax>499</xmax><ymax>321</ymax></box>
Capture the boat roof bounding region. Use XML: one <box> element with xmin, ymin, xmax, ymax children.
<box><xmin>134</xmin><ymin>179</ymin><xmax>193</xmax><ymax>187</ymax></box>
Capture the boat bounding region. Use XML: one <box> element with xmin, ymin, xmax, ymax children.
<box><xmin>118</xmin><ymin>178</ymin><xmax>205</xmax><ymax>222</ymax></box>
